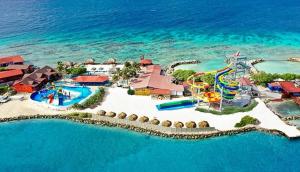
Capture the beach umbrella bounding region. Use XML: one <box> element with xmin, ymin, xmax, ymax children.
<box><xmin>150</xmin><ymin>119</ymin><xmax>160</xmax><ymax>125</ymax></box>
<box><xmin>162</xmin><ymin>120</ymin><xmax>172</xmax><ymax>127</ymax></box>
<box><xmin>139</xmin><ymin>116</ymin><xmax>149</xmax><ymax>123</ymax></box>
<box><xmin>107</xmin><ymin>112</ymin><xmax>116</xmax><ymax>118</ymax></box>
<box><xmin>198</xmin><ymin>121</ymin><xmax>210</xmax><ymax>128</ymax></box>
<box><xmin>174</xmin><ymin>121</ymin><xmax>184</xmax><ymax>128</ymax></box>
<box><xmin>117</xmin><ymin>112</ymin><xmax>127</xmax><ymax>119</ymax></box>
<box><xmin>186</xmin><ymin>121</ymin><xmax>197</xmax><ymax>128</ymax></box>
<box><xmin>128</xmin><ymin>114</ymin><xmax>138</xmax><ymax>121</ymax></box>
<box><xmin>97</xmin><ymin>110</ymin><xmax>106</xmax><ymax>116</ymax></box>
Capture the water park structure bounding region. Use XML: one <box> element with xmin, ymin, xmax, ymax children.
<box><xmin>30</xmin><ymin>82</ymin><xmax>92</xmax><ymax>108</ymax></box>
<box><xmin>186</xmin><ymin>52</ymin><xmax>250</xmax><ymax>111</ymax></box>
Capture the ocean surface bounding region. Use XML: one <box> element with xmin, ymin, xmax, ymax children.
<box><xmin>1</xmin><ymin>0</ymin><xmax>300</xmax><ymax>72</ymax></box>
<box><xmin>0</xmin><ymin>119</ymin><xmax>300</xmax><ymax>172</ymax></box>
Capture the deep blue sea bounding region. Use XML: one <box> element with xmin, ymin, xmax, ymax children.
<box><xmin>0</xmin><ymin>119</ymin><xmax>299</xmax><ymax>172</ymax></box>
<box><xmin>1</xmin><ymin>0</ymin><xmax>300</xmax><ymax>72</ymax></box>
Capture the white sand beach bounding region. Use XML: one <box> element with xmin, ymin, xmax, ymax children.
<box><xmin>1</xmin><ymin>87</ymin><xmax>299</xmax><ymax>137</ymax></box>
<box><xmin>85</xmin><ymin>87</ymin><xmax>300</xmax><ymax>137</ymax></box>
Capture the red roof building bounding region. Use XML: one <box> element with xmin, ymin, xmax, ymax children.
<box><xmin>0</xmin><ymin>55</ymin><xmax>24</xmax><ymax>67</ymax></box>
<box><xmin>0</xmin><ymin>69</ymin><xmax>24</xmax><ymax>83</ymax></box>
<box><xmin>73</xmin><ymin>75</ymin><xmax>109</xmax><ymax>86</ymax></box>
<box><xmin>13</xmin><ymin>66</ymin><xmax>59</xmax><ymax>93</ymax></box>
<box><xmin>130</xmin><ymin>65</ymin><xmax>184</xmax><ymax>96</ymax></box>
<box><xmin>7</xmin><ymin>64</ymin><xmax>34</xmax><ymax>73</ymax></box>
<box><xmin>279</xmin><ymin>81</ymin><xmax>300</xmax><ymax>97</ymax></box>
<box><xmin>140</xmin><ymin>56</ymin><xmax>153</xmax><ymax>66</ymax></box>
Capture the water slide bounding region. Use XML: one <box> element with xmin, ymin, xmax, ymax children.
<box><xmin>187</xmin><ymin>64</ymin><xmax>239</xmax><ymax>102</ymax></box>
<box><xmin>214</xmin><ymin>66</ymin><xmax>239</xmax><ymax>99</ymax></box>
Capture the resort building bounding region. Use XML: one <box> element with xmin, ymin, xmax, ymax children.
<box><xmin>13</xmin><ymin>66</ymin><xmax>59</xmax><ymax>93</ymax></box>
<box><xmin>0</xmin><ymin>55</ymin><xmax>24</xmax><ymax>67</ymax></box>
<box><xmin>130</xmin><ymin>65</ymin><xmax>184</xmax><ymax>98</ymax></box>
<box><xmin>7</xmin><ymin>64</ymin><xmax>34</xmax><ymax>73</ymax></box>
<box><xmin>85</xmin><ymin>64</ymin><xmax>124</xmax><ymax>76</ymax></box>
<box><xmin>140</xmin><ymin>56</ymin><xmax>153</xmax><ymax>66</ymax></box>
<box><xmin>0</xmin><ymin>69</ymin><xmax>24</xmax><ymax>84</ymax></box>
<box><xmin>73</xmin><ymin>75</ymin><xmax>109</xmax><ymax>86</ymax></box>
<box><xmin>279</xmin><ymin>81</ymin><xmax>300</xmax><ymax>98</ymax></box>
<box><xmin>267</xmin><ymin>82</ymin><xmax>283</xmax><ymax>92</ymax></box>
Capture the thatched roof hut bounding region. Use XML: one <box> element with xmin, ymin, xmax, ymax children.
<box><xmin>174</xmin><ymin>121</ymin><xmax>184</xmax><ymax>128</ymax></box>
<box><xmin>139</xmin><ymin>116</ymin><xmax>149</xmax><ymax>123</ymax></box>
<box><xmin>186</xmin><ymin>121</ymin><xmax>197</xmax><ymax>128</ymax></box>
<box><xmin>161</xmin><ymin>120</ymin><xmax>172</xmax><ymax>127</ymax></box>
<box><xmin>106</xmin><ymin>58</ymin><xmax>117</xmax><ymax>64</ymax></box>
<box><xmin>107</xmin><ymin>112</ymin><xmax>116</xmax><ymax>118</ymax></box>
<box><xmin>150</xmin><ymin>119</ymin><xmax>160</xmax><ymax>125</ymax></box>
<box><xmin>199</xmin><ymin>121</ymin><xmax>210</xmax><ymax>128</ymax></box>
<box><xmin>128</xmin><ymin>114</ymin><xmax>138</xmax><ymax>121</ymax></box>
<box><xmin>85</xmin><ymin>58</ymin><xmax>95</xmax><ymax>64</ymax></box>
<box><xmin>117</xmin><ymin>112</ymin><xmax>127</xmax><ymax>119</ymax></box>
<box><xmin>97</xmin><ymin>110</ymin><xmax>106</xmax><ymax>116</ymax></box>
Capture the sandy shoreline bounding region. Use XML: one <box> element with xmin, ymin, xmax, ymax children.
<box><xmin>1</xmin><ymin>87</ymin><xmax>300</xmax><ymax>138</ymax></box>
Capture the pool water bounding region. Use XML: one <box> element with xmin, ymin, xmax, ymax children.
<box><xmin>30</xmin><ymin>86</ymin><xmax>92</xmax><ymax>107</ymax></box>
<box><xmin>270</xmin><ymin>101</ymin><xmax>300</xmax><ymax>116</ymax></box>
<box><xmin>156</xmin><ymin>100</ymin><xmax>197</xmax><ymax>110</ymax></box>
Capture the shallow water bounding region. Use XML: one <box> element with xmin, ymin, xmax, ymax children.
<box><xmin>0</xmin><ymin>119</ymin><xmax>300</xmax><ymax>171</ymax></box>
<box><xmin>270</xmin><ymin>101</ymin><xmax>300</xmax><ymax>116</ymax></box>
<box><xmin>1</xmin><ymin>0</ymin><xmax>300</xmax><ymax>69</ymax></box>
<box><xmin>255</xmin><ymin>61</ymin><xmax>300</xmax><ymax>74</ymax></box>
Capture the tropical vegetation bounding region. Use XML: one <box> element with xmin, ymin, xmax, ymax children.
<box><xmin>0</xmin><ymin>67</ymin><xmax>7</xmax><ymax>71</ymax></box>
<box><xmin>235</xmin><ymin>115</ymin><xmax>259</xmax><ymax>127</ymax></box>
<box><xmin>0</xmin><ymin>85</ymin><xmax>10</xmax><ymax>95</ymax></box>
<box><xmin>196</xmin><ymin>100</ymin><xmax>258</xmax><ymax>115</ymax></box>
<box><xmin>172</xmin><ymin>69</ymin><xmax>196</xmax><ymax>81</ymax></box>
<box><xmin>112</xmin><ymin>61</ymin><xmax>141</xmax><ymax>83</ymax></box>
<box><xmin>72</xmin><ymin>87</ymin><xmax>105</xmax><ymax>109</ymax></box>
<box><xmin>56</xmin><ymin>61</ymin><xmax>86</xmax><ymax>75</ymax></box>
<box><xmin>251</xmin><ymin>72</ymin><xmax>300</xmax><ymax>86</ymax></box>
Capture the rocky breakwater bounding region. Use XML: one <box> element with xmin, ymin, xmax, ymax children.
<box><xmin>288</xmin><ymin>57</ymin><xmax>300</xmax><ymax>63</ymax></box>
<box><xmin>247</xmin><ymin>58</ymin><xmax>264</xmax><ymax>74</ymax></box>
<box><xmin>165</xmin><ymin>59</ymin><xmax>200</xmax><ymax>74</ymax></box>
<box><xmin>0</xmin><ymin>114</ymin><xmax>298</xmax><ymax>140</ymax></box>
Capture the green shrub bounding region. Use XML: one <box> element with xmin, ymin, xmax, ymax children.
<box><xmin>72</xmin><ymin>87</ymin><xmax>105</xmax><ymax>110</ymax></box>
<box><xmin>66</xmin><ymin>67</ymin><xmax>87</xmax><ymax>75</ymax></box>
<box><xmin>172</xmin><ymin>69</ymin><xmax>196</xmax><ymax>81</ymax></box>
<box><xmin>0</xmin><ymin>67</ymin><xmax>7</xmax><ymax>71</ymax></box>
<box><xmin>251</xmin><ymin>72</ymin><xmax>300</xmax><ymax>86</ymax></box>
<box><xmin>127</xmin><ymin>89</ymin><xmax>135</xmax><ymax>95</ymax></box>
<box><xmin>0</xmin><ymin>85</ymin><xmax>10</xmax><ymax>95</ymax></box>
<box><xmin>235</xmin><ymin>115</ymin><xmax>259</xmax><ymax>127</ymax></box>
<box><xmin>196</xmin><ymin>100</ymin><xmax>258</xmax><ymax>115</ymax></box>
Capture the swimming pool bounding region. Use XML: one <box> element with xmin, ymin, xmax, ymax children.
<box><xmin>156</xmin><ymin>99</ymin><xmax>197</xmax><ymax>111</ymax></box>
<box><xmin>30</xmin><ymin>86</ymin><xmax>92</xmax><ymax>107</ymax></box>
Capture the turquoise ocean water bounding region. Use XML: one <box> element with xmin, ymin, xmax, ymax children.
<box><xmin>0</xmin><ymin>0</ymin><xmax>300</xmax><ymax>73</ymax></box>
<box><xmin>0</xmin><ymin>119</ymin><xmax>300</xmax><ymax>172</ymax></box>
